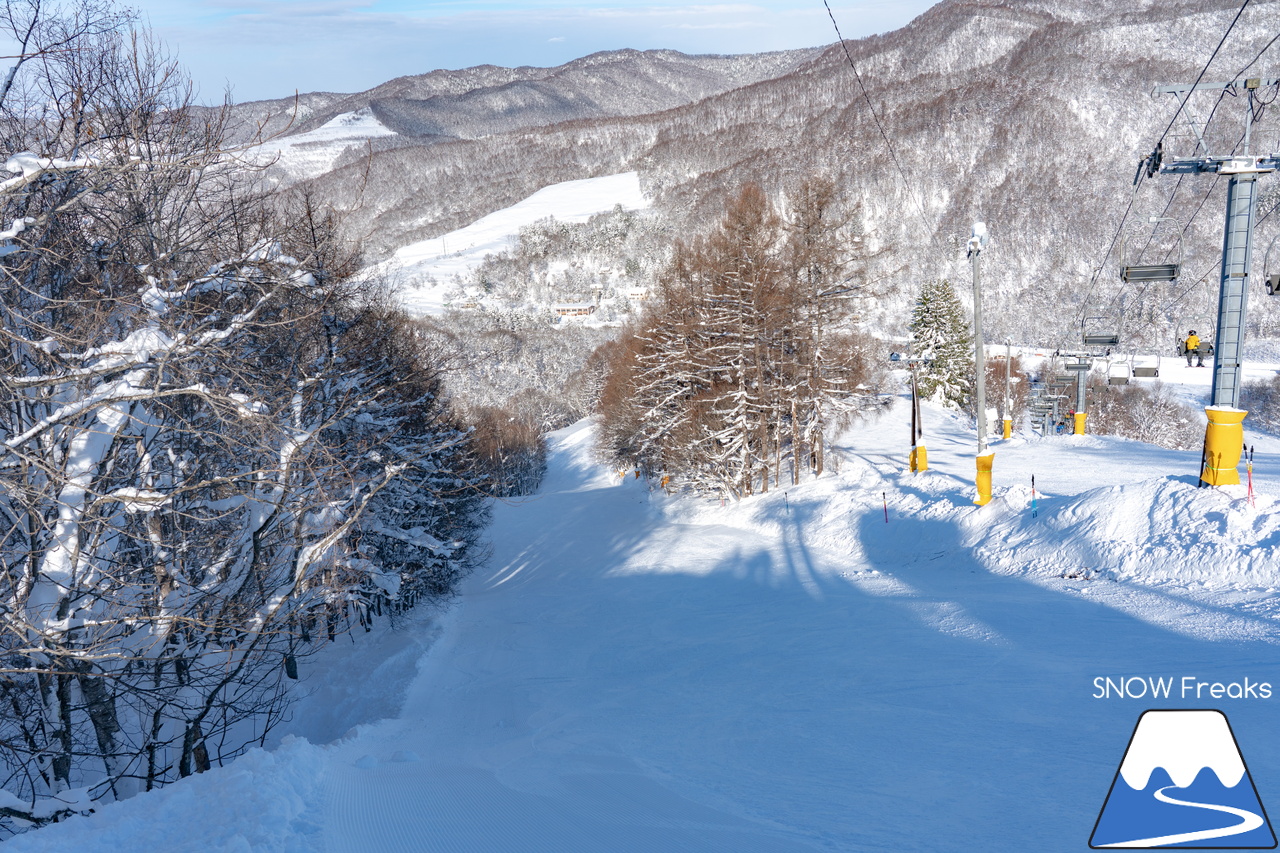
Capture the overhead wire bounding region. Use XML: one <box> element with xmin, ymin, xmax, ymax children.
<box><xmin>1143</xmin><ymin>24</ymin><xmax>1280</xmax><ymax>259</ymax></box>
<box><xmin>1151</xmin><ymin>82</ymin><xmax>1280</xmax><ymax>327</ymax></box>
<box><xmin>1152</xmin><ymin>0</ymin><xmax>1253</xmax><ymax>149</ymax></box>
<box><xmin>821</xmin><ymin>0</ymin><xmax>944</xmax><ymax>253</ymax></box>
<box><xmin>1068</xmin><ymin>0</ymin><xmax>1256</xmax><ymax>351</ymax></box>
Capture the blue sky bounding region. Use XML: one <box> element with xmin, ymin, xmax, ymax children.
<box><xmin>126</xmin><ymin>1</ymin><xmax>937</xmax><ymax>103</ymax></box>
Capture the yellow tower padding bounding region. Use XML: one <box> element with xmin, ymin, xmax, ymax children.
<box><xmin>1201</xmin><ymin>407</ymin><xmax>1247</xmax><ymax>486</ymax></box>
<box><xmin>1002</xmin><ymin>417</ymin><xmax>1012</xmax><ymax>440</ymax></box>
<box><xmin>1073</xmin><ymin>412</ymin><xmax>1087</xmax><ymax>435</ymax></box>
<box><xmin>974</xmin><ymin>452</ymin><xmax>994</xmax><ymax>506</ymax></box>
<box><xmin>910</xmin><ymin>445</ymin><xmax>928</xmax><ymax>472</ymax></box>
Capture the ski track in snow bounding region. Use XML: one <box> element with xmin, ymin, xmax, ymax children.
<box><xmin>14</xmin><ymin>375</ymin><xmax>1280</xmax><ymax>850</ymax></box>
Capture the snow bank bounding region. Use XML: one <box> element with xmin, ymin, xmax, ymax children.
<box><xmin>981</xmin><ymin>478</ymin><xmax>1280</xmax><ymax>586</ymax></box>
<box><xmin>5</xmin><ymin>738</ymin><xmax>326</xmax><ymax>853</ymax></box>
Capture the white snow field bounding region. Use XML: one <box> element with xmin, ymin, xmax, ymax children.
<box><xmin>375</xmin><ymin>172</ymin><xmax>650</xmax><ymax>315</ymax></box>
<box><xmin>11</xmin><ymin>382</ymin><xmax>1280</xmax><ymax>851</ymax></box>
<box><xmin>258</xmin><ymin>109</ymin><xmax>398</xmax><ymax>178</ymax></box>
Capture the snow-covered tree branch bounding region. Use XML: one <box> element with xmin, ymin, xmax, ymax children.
<box><xmin>0</xmin><ymin>0</ymin><xmax>486</xmax><ymax>832</ymax></box>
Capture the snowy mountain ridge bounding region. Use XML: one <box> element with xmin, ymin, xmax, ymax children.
<box><xmin>262</xmin><ymin>0</ymin><xmax>1280</xmax><ymax>349</ymax></box>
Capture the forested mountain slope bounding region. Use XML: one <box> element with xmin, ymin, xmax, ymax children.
<box><xmin>227</xmin><ymin>48</ymin><xmax>822</xmax><ymax>144</ymax></box>
<box><xmin>272</xmin><ymin>0</ymin><xmax>1280</xmax><ymax>347</ymax></box>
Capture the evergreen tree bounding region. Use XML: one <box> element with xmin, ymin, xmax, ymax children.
<box><xmin>909</xmin><ymin>279</ymin><xmax>973</xmax><ymax>409</ymax></box>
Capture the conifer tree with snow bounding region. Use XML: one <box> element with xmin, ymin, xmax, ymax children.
<box><xmin>909</xmin><ymin>279</ymin><xmax>972</xmax><ymax>410</ymax></box>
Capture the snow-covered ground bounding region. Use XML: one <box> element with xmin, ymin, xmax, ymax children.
<box><xmin>257</xmin><ymin>109</ymin><xmax>398</xmax><ymax>178</ymax></box>
<box><xmin>12</xmin><ymin>366</ymin><xmax>1280</xmax><ymax>851</ymax></box>
<box><xmin>374</xmin><ymin>172</ymin><xmax>650</xmax><ymax>316</ymax></box>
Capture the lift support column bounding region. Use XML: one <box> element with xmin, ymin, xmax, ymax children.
<box><xmin>1154</xmin><ymin>77</ymin><xmax>1280</xmax><ymax>484</ymax></box>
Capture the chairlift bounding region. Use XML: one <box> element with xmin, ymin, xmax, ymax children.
<box><xmin>1264</xmin><ymin>235</ymin><xmax>1280</xmax><ymax>295</ymax></box>
<box><xmin>1175</xmin><ymin>314</ymin><xmax>1214</xmax><ymax>359</ymax></box>
<box><xmin>1120</xmin><ymin>217</ymin><xmax>1183</xmax><ymax>283</ymax></box>
<box><xmin>1131</xmin><ymin>353</ymin><xmax>1160</xmax><ymax>378</ymax></box>
<box><xmin>1106</xmin><ymin>354</ymin><xmax>1131</xmax><ymax>385</ymax></box>
<box><xmin>1082</xmin><ymin>313</ymin><xmax>1121</xmax><ymax>348</ymax></box>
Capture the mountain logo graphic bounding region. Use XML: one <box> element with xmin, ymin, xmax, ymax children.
<box><xmin>1091</xmin><ymin>709</ymin><xmax>1276</xmax><ymax>848</ymax></box>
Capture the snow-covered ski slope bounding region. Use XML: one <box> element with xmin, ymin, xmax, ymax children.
<box><xmin>375</xmin><ymin>172</ymin><xmax>649</xmax><ymax>315</ymax></box>
<box><xmin>12</xmin><ymin>390</ymin><xmax>1280</xmax><ymax>851</ymax></box>
<box><xmin>258</xmin><ymin>109</ymin><xmax>398</xmax><ymax>178</ymax></box>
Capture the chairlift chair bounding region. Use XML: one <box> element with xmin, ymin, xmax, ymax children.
<box><xmin>1264</xmin><ymin>236</ymin><xmax>1280</xmax><ymax>295</ymax></box>
<box><xmin>1263</xmin><ymin>239</ymin><xmax>1280</xmax><ymax>295</ymax></box>
<box><xmin>1120</xmin><ymin>217</ymin><xmax>1183</xmax><ymax>283</ymax></box>
<box><xmin>1107</xmin><ymin>355</ymin><xmax>1132</xmax><ymax>385</ymax></box>
<box><xmin>1176</xmin><ymin>315</ymin><xmax>1215</xmax><ymax>359</ymax></box>
<box><xmin>1082</xmin><ymin>314</ymin><xmax>1121</xmax><ymax>348</ymax></box>
<box><xmin>1131</xmin><ymin>353</ymin><xmax>1160</xmax><ymax>378</ymax></box>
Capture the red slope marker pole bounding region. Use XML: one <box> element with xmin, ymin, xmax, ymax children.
<box><xmin>1247</xmin><ymin>444</ymin><xmax>1255</xmax><ymax>507</ymax></box>
<box><xmin>1031</xmin><ymin>474</ymin><xmax>1038</xmax><ymax>518</ymax></box>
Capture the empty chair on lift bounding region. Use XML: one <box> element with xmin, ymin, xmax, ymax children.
<box><xmin>1120</xmin><ymin>218</ymin><xmax>1183</xmax><ymax>282</ymax></box>
<box><xmin>1132</xmin><ymin>353</ymin><xmax>1160</xmax><ymax>378</ymax></box>
<box><xmin>1107</xmin><ymin>355</ymin><xmax>1131</xmax><ymax>385</ymax></box>
<box><xmin>1082</xmin><ymin>315</ymin><xmax>1120</xmax><ymax>347</ymax></box>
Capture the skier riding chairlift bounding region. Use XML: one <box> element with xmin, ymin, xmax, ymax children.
<box><xmin>1182</xmin><ymin>330</ymin><xmax>1210</xmax><ymax>367</ymax></box>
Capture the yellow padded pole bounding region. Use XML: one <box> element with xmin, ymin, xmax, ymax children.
<box><xmin>974</xmin><ymin>452</ymin><xmax>994</xmax><ymax>506</ymax></box>
<box><xmin>1073</xmin><ymin>412</ymin><xmax>1087</xmax><ymax>435</ymax></box>
<box><xmin>1201</xmin><ymin>407</ymin><xmax>1247</xmax><ymax>486</ymax></box>
<box><xmin>1002</xmin><ymin>417</ymin><xmax>1012</xmax><ymax>440</ymax></box>
<box><xmin>910</xmin><ymin>445</ymin><xmax>928</xmax><ymax>472</ymax></box>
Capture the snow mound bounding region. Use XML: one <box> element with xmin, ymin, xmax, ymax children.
<box><xmin>982</xmin><ymin>478</ymin><xmax>1280</xmax><ymax>586</ymax></box>
<box><xmin>4</xmin><ymin>737</ymin><xmax>326</xmax><ymax>853</ymax></box>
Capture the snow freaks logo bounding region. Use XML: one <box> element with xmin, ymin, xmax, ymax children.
<box><xmin>1090</xmin><ymin>710</ymin><xmax>1276</xmax><ymax>848</ymax></box>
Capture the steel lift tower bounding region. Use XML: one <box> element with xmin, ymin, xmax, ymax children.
<box><xmin>1150</xmin><ymin>77</ymin><xmax>1280</xmax><ymax>484</ymax></box>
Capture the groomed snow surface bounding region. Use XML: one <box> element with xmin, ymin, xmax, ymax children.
<box><xmin>375</xmin><ymin>172</ymin><xmax>650</xmax><ymax>316</ymax></box>
<box><xmin>259</xmin><ymin>110</ymin><xmax>398</xmax><ymax>178</ymax></box>
<box><xmin>12</xmin><ymin>382</ymin><xmax>1280</xmax><ymax>851</ymax></box>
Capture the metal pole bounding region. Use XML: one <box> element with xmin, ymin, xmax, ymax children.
<box><xmin>972</xmin><ymin>249</ymin><xmax>987</xmax><ymax>454</ymax></box>
<box><xmin>910</xmin><ymin>366</ymin><xmax>918</xmax><ymax>449</ymax></box>
<box><xmin>1004</xmin><ymin>341</ymin><xmax>1011</xmax><ymax>420</ymax></box>
<box><xmin>1210</xmin><ymin>171</ymin><xmax>1260</xmax><ymax>409</ymax></box>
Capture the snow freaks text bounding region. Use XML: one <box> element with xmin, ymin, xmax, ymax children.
<box><xmin>1093</xmin><ymin>677</ymin><xmax>1273</xmax><ymax>700</ymax></box>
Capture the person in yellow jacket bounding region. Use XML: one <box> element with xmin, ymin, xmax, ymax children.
<box><xmin>1184</xmin><ymin>330</ymin><xmax>1204</xmax><ymax>367</ymax></box>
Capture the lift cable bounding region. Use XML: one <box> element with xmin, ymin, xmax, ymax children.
<box><xmin>1151</xmin><ymin>0</ymin><xmax>1253</xmax><ymax>150</ymax></box>
<box><xmin>822</xmin><ymin>0</ymin><xmax>942</xmax><ymax>251</ymax></box>
<box><xmin>1068</xmin><ymin>0</ymin><xmax>1257</xmax><ymax>351</ymax></box>
<box><xmin>1138</xmin><ymin>27</ymin><xmax>1280</xmax><ymax>266</ymax></box>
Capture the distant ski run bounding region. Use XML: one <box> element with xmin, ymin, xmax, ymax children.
<box><xmin>1099</xmin><ymin>785</ymin><xmax>1265</xmax><ymax>848</ymax></box>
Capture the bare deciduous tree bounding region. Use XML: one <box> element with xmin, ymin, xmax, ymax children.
<box><xmin>0</xmin><ymin>1</ymin><xmax>484</xmax><ymax>832</ymax></box>
<box><xmin>597</xmin><ymin>180</ymin><xmax>880</xmax><ymax>497</ymax></box>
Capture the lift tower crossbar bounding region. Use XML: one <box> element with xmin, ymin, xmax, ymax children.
<box><xmin>1153</xmin><ymin>77</ymin><xmax>1280</xmax><ymax>409</ymax></box>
